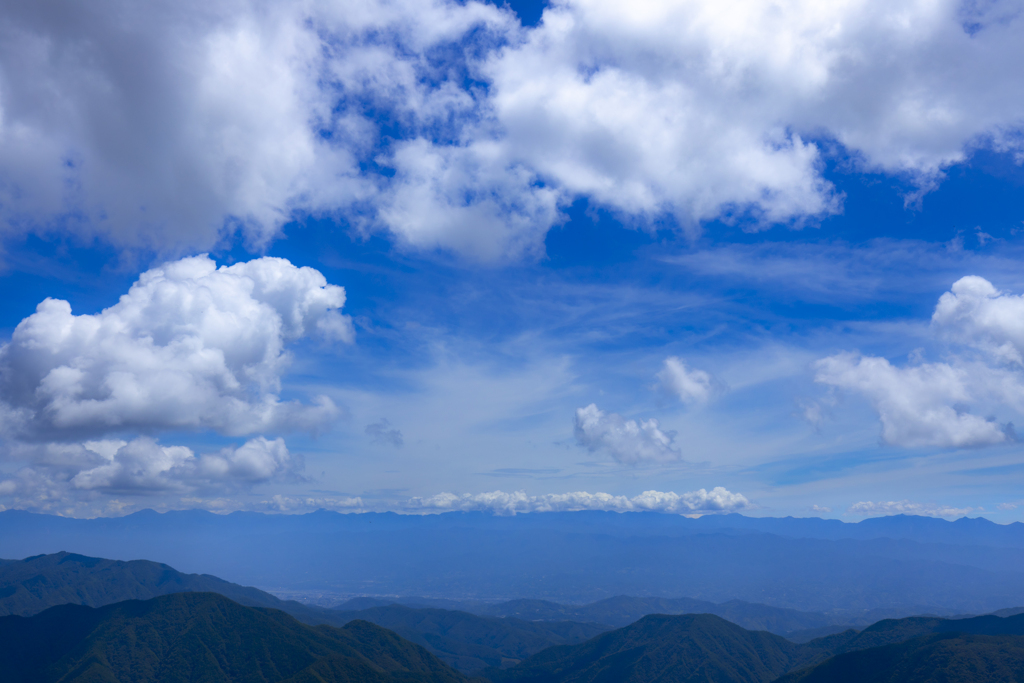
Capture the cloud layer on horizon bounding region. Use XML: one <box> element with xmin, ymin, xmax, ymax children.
<box><xmin>407</xmin><ymin>487</ymin><xmax>750</xmax><ymax>515</ymax></box>
<box><xmin>2</xmin><ymin>0</ymin><xmax>1024</xmax><ymax>259</ymax></box>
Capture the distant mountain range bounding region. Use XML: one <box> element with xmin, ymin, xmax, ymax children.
<box><xmin>335</xmin><ymin>595</ymin><xmax>867</xmax><ymax>638</ymax></box>
<box><xmin>0</xmin><ymin>591</ymin><xmax>465</xmax><ymax>683</ymax></box>
<box><xmin>331</xmin><ymin>604</ymin><xmax>609</xmax><ymax>673</ymax></box>
<box><xmin>2</xmin><ymin>509</ymin><xmax>1023</xmax><ymax>614</ymax></box>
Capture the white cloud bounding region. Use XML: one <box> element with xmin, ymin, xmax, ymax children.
<box><xmin>847</xmin><ymin>500</ymin><xmax>974</xmax><ymax>519</ymax></box>
<box><xmin>997</xmin><ymin>502</ymin><xmax>1019</xmax><ymax>511</ymax></box>
<box><xmin>262</xmin><ymin>493</ymin><xmax>364</xmax><ymax>513</ymax></box>
<box><xmin>407</xmin><ymin>486</ymin><xmax>749</xmax><ymax>515</ymax></box>
<box><xmin>811</xmin><ymin>504</ymin><xmax>832</xmax><ymax>514</ymax></box>
<box><xmin>814</xmin><ymin>352</ymin><xmax>1007</xmax><ymax>448</ymax></box>
<box><xmin>70</xmin><ymin>436</ymin><xmax>297</xmax><ymax>492</ymax></box>
<box><xmin>0</xmin><ymin>436</ymin><xmax>299</xmax><ymax>513</ymax></box>
<box><xmin>656</xmin><ymin>356</ymin><xmax>717</xmax><ymax>404</ymax></box>
<box><xmin>3</xmin><ymin>0</ymin><xmax>1024</xmax><ymax>259</ymax></box>
<box><xmin>814</xmin><ymin>275</ymin><xmax>1024</xmax><ymax>449</ymax></box>
<box><xmin>932</xmin><ymin>275</ymin><xmax>1024</xmax><ymax>365</ymax></box>
<box><xmin>574</xmin><ymin>403</ymin><xmax>680</xmax><ymax>464</ymax></box>
<box><xmin>0</xmin><ymin>254</ymin><xmax>349</xmax><ymax>440</ymax></box>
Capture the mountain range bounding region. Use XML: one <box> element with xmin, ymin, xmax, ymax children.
<box><xmin>5</xmin><ymin>547</ymin><xmax>1024</xmax><ymax>682</ymax></box>
<box><xmin>3</xmin><ymin>509</ymin><xmax>1023</xmax><ymax>615</ymax></box>
<box><xmin>0</xmin><ymin>552</ymin><xmax>608</xmax><ymax>674</ymax></box>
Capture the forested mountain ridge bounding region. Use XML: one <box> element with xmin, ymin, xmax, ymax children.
<box><xmin>0</xmin><ymin>591</ymin><xmax>466</xmax><ymax>683</ymax></box>
<box><xmin>0</xmin><ymin>552</ymin><xmax>615</xmax><ymax>675</ymax></box>
<box><xmin>485</xmin><ymin>611</ymin><xmax>1024</xmax><ymax>683</ymax></box>
<box><xmin>777</xmin><ymin>632</ymin><xmax>1024</xmax><ymax>683</ymax></box>
<box><xmin>0</xmin><ymin>551</ymin><xmax>336</xmax><ymax>624</ymax></box>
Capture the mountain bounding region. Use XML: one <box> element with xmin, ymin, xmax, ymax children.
<box><xmin>4</xmin><ymin>509</ymin><xmax>1024</xmax><ymax>614</ymax></box>
<box><xmin>0</xmin><ymin>551</ymin><xmax>338</xmax><ymax>625</ymax></box>
<box><xmin>483</xmin><ymin>610</ymin><xmax>1024</xmax><ymax>683</ymax></box>
<box><xmin>824</xmin><ymin>611</ymin><xmax>1024</xmax><ymax>653</ymax></box>
<box><xmin>0</xmin><ymin>551</ymin><xmax>609</xmax><ymax>676</ymax></box>
<box><xmin>478</xmin><ymin>596</ymin><xmax>839</xmax><ymax>634</ymax></box>
<box><xmin>332</xmin><ymin>604</ymin><xmax>609</xmax><ymax>673</ymax></box>
<box><xmin>0</xmin><ymin>591</ymin><xmax>466</xmax><ymax>683</ymax></box>
<box><xmin>777</xmin><ymin>632</ymin><xmax>1024</xmax><ymax>683</ymax></box>
<box><xmin>484</xmin><ymin>613</ymin><xmax>807</xmax><ymax>683</ymax></box>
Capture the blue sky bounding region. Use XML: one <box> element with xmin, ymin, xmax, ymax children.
<box><xmin>2</xmin><ymin>0</ymin><xmax>1024</xmax><ymax>519</ymax></box>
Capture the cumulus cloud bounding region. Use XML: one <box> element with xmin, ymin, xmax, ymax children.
<box><xmin>656</xmin><ymin>356</ymin><xmax>718</xmax><ymax>404</ymax></box>
<box><xmin>932</xmin><ymin>276</ymin><xmax>1024</xmax><ymax>364</ymax></box>
<box><xmin>0</xmin><ymin>436</ymin><xmax>300</xmax><ymax>513</ymax></box>
<box><xmin>0</xmin><ymin>254</ymin><xmax>349</xmax><ymax>440</ymax></box>
<box><xmin>365</xmin><ymin>418</ymin><xmax>403</xmax><ymax>447</ymax></box>
<box><xmin>407</xmin><ymin>487</ymin><xmax>749</xmax><ymax>516</ymax></box>
<box><xmin>574</xmin><ymin>403</ymin><xmax>680</xmax><ymax>464</ymax></box>
<box><xmin>847</xmin><ymin>500</ymin><xmax>974</xmax><ymax>519</ymax></box>
<box><xmin>814</xmin><ymin>275</ymin><xmax>1024</xmax><ymax>448</ymax></box>
<box><xmin>814</xmin><ymin>353</ymin><xmax>1008</xmax><ymax>448</ymax></box>
<box><xmin>3</xmin><ymin>0</ymin><xmax>1024</xmax><ymax>259</ymax></box>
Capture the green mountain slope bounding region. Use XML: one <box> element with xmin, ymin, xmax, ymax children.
<box><xmin>0</xmin><ymin>591</ymin><xmax>466</xmax><ymax>683</ymax></box>
<box><xmin>1</xmin><ymin>552</ymin><xmax>610</xmax><ymax>677</ymax></box>
<box><xmin>0</xmin><ymin>551</ymin><xmax>334</xmax><ymax>624</ymax></box>
<box><xmin>333</xmin><ymin>604</ymin><xmax>609</xmax><ymax>673</ymax></box>
<box><xmin>777</xmin><ymin>632</ymin><xmax>1024</xmax><ymax>683</ymax></box>
<box><xmin>485</xmin><ymin>613</ymin><xmax>805</xmax><ymax>683</ymax></box>
<box><xmin>824</xmin><ymin>612</ymin><xmax>1024</xmax><ymax>654</ymax></box>
<box><xmin>486</xmin><ymin>610</ymin><xmax>1024</xmax><ymax>683</ymax></box>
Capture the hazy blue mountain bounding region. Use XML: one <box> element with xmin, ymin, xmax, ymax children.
<box><xmin>777</xmin><ymin>633</ymin><xmax>1024</xmax><ymax>683</ymax></box>
<box><xmin>332</xmin><ymin>604</ymin><xmax>609</xmax><ymax>673</ymax></box>
<box><xmin>4</xmin><ymin>509</ymin><xmax>1024</xmax><ymax>614</ymax></box>
<box><xmin>478</xmin><ymin>596</ymin><xmax>838</xmax><ymax>633</ymax></box>
<box><xmin>0</xmin><ymin>591</ymin><xmax>466</xmax><ymax>683</ymax></box>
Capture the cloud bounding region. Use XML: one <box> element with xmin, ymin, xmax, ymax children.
<box><xmin>573</xmin><ymin>403</ymin><xmax>680</xmax><ymax>464</ymax></box>
<box><xmin>407</xmin><ymin>487</ymin><xmax>749</xmax><ymax>515</ymax></box>
<box><xmin>814</xmin><ymin>352</ymin><xmax>1008</xmax><ymax>448</ymax></box>
<box><xmin>262</xmin><ymin>493</ymin><xmax>364</xmax><ymax>513</ymax></box>
<box><xmin>3</xmin><ymin>0</ymin><xmax>1024</xmax><ymax>259</ymax></box>
<box><xmin>0</xmin><ymin>436</ymin><xmax>300</xmax><ymax>512</ymax></box>
<box><xmin>932</xmin><ymin>275</ymin><xmax>1024</xmax><ymax>364</ymax></box>
<box><xmin>847</xmin><ymin>500</ymin><xmax>974</xmax><ymax>519</ymax></box>
<box><xmin>656</xmin><ymin>356</ymin><xmax>717</xmax><ymax>404</ymax></box>
<box><xmin>815</xmin><ymin>275</ymin><xmax>1024</xmax><ymax>448</ymax></box>
<box><xmin>0</xmin><ymin>254</ymin><xmax>349</xmax><ymax>440</ymax></box>
<box><xmin>997</xmin><ymin>502</ymin><xmax>1018</xmax><ymax>511</ymax></box>
<box><xmin>811</xmin><ymin>504</ymin><xmax>832</xmax><ymax>514</ymax></box>
<box><xmin>365</xmin><ymin>418</ymin><xmax>403</xmax><ymax>447</ymax></box>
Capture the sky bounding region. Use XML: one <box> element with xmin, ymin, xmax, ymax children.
<box><xmin>2</xmin><ymin>0</ymin><xmax>1024</xmax><ymax>520</ymax></box>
